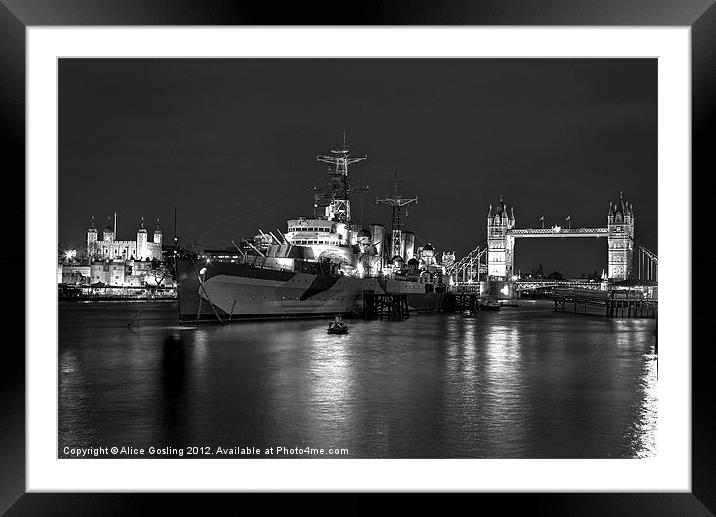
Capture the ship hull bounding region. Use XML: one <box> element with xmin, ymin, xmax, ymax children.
<box><xmin>177</xmin><ymin>258</ymin><xmax>385</xmax><ymax>321</ymax></box>
<box><xmin>384</xmin><ymin>278</ymin><xmax>444</xmax><ymax>312</ymax></box>
<box><xmin>177</xmin><ymin>258</ymin><xmax>444</xmax><ymax>322</ymax></box>
<box><xmin>406</xmin><ymin>292</ymin><xmax>445</xmax><ymax>312</ymax></box>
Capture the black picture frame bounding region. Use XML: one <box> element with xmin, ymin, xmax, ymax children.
<box><xmin>2</xmin><ymin>1</ymin><xmax>710</xmax><ymax>514</ymax></box>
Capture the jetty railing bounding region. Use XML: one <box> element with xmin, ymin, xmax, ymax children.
<box><xmin>554</xmin><ymin>287</ymin><xmax>657</xmax><ymax>318</ymax></box>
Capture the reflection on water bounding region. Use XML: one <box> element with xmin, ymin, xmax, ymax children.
<box><xmin>58</xmin><ymin>301</ymin><xmax>657</xmax><ymax>458</ymax></box>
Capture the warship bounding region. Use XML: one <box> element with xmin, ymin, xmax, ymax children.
<box><xmin>175</xmin><ymin>138</ymin><xmax>446</xmax><ymax>322</ymax></box>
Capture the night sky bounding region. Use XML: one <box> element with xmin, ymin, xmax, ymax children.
<box><xmin>59</xmin><ymin>58</ymin><xmax>657</xmax><ymax>277</ymax></box>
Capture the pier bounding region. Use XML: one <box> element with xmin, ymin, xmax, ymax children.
<box><xmin>553</xmin><ymin>288</ymin><xmax>657</xmax><ymax>318</ymax></box>
<box><xmin>362</xmin><ymin>291</ymin><xmax>409</xmax><ymax>321</ymax></box>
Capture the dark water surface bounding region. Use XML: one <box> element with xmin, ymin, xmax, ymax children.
<box><xmin>58</xmin><ymin>300</ymin><xmax>657</xmax><ymax>458</ymax></box>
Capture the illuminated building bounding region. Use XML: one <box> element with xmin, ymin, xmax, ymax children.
<box><xmin>87</xmin><ymin>214</ymin><xmax>163</xmax><ymax>261</ymax></box>
<box><xmin>486</xmin><ymin>196</ymin><xmax>516</xmax><ymax>279</ymax></box>
<box><xmin>607</xmin><ymin>194</ymin><xmax>635</xmax><ymax>280</ymax></box>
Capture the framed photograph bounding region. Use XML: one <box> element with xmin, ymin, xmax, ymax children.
<box><xmin>3</xmin><ymin>0</ymin><xmax>710</xmax><ymax>514</ymax></box>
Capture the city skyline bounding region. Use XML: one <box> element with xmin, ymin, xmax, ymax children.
<box><xmin>59</xmin><ymin>58</ymin><xmax>657</xmax><ymax>277</ymax></box>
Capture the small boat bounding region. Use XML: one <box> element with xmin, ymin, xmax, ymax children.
<box><xmin>327</xmin><ymin>315</ymin><xmax>349</xmax><ymax>334</ymax></box>
<box><xmin>479</xmin><ymin>297</ymin><xmax>501</xmax><ymax>311</ymax></box>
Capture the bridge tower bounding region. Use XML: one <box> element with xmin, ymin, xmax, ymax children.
<box><xmin>487</xmin><ymin>195</ymin><xmax>516</xmax><ymax>280</ymax></box>
<box><xmin>607</xmin><ymin>192</ymin><xmax>635</xmax><ymax>281</ymax></box>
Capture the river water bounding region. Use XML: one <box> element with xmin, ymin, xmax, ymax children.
<box><xmin>58</xmin><ymin>300</ymin><xmax>657</xmax><ymax>458</ymax></box>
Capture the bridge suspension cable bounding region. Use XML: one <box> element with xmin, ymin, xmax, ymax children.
<box><xmin>631</xmin><ymin>237</ymin><xmax>658</xmax><ymax>282</ymax></box>
<box><xmin>446</xmin><ymin>241</ymin><xmax>487</xmax><ymax>282</ymax></box>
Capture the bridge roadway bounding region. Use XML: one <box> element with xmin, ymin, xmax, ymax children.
<box><xmin>507</xmin><ymin>227</ymin><xmax>609</xmax><ymax>238</ymax></box>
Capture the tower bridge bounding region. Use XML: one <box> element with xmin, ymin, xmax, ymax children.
<box><xmin>446</xmin><ymin>193</ymin><xmax>657</xmax><ymax>286</ymax></box>
<box><xmin>507</xmin><ymin>227</ymin><xmax>608</xmax><ymax>237</ymax></box>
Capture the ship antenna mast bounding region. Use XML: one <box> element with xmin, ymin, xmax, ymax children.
<box><xmin>376</xmin><ymin>169</ymin><xmax>418</xmax><ymax>259</ymax></box>
<box><xmin>315</xmin><ymin>132</ymin><xmax>367</xmax><ymax>223</ymax></box>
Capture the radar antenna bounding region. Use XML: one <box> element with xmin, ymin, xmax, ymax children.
<box><xmin>314</xmin><ymin>132</ymin><xmax>367</xmax><ymax>223</ymax></box>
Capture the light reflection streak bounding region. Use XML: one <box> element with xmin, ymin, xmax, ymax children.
<box><xmin>484</xmin><ymin>325</ymin><xmax>522</xmax><ymax>374</ymax></box>
<box><xmin>634</xmin><ymin>353</ymin><xmax>658</xmax><ymax>457</ymax></box>
<box><xmin>307</xmin><ymin>332</ymin><xmax>353</xmax><ymax>400</ymax></box>
<box><xmin>444</xmin><ymin>315</ymin><xmax>463</xmax><ymax>360</ymax></box>
<box><xmin>192</xmin><ymin>328</ymin><xmax>209</xmax><ymax>368</ymax></box>
<box><xmin>613</xmin><ymin>319</ymin><xmax>658</xmax><ymax>457</ymax></box>
<box><xmin>480</xmin><ymin>322</ymin><xmax>527</xmax><ymax>454</ymax></box>
<box><xmin>462</xmin><ymin>319</ymin><xmax>477</xmax><ymax>372</ymax></box>
<box><xmin>59</xmin><ymin>351</ymin><xmax>90</xmax><ymax>445</ymax></box>
<box><xmin>299</xmin><ymin>326</ymin><xmax>356</xmax><ymax>447</ymax></box>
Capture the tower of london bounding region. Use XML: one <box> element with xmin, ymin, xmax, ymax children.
<box><xmin>87</xmin><ymin>215</ymin><xmax>163</xmax><ymax>261</ymax></box>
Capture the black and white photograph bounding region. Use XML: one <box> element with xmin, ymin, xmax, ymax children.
<box><xmin>56</xmin><ymin>57</ymin><xmax>659</xmax><ymax>461</ymax></box>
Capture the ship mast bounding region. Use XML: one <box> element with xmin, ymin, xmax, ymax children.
<box><xmin>315</xmin><ymin>132</ymin><xmax>367</xmax><ymax>223</ymax></box>
<box><xmin>376</xmin><ymin>170</ymin><xmax>418</xmax><ymax>259</ymax></box>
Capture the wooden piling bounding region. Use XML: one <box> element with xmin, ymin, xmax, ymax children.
<box><xmin>363</xmin><ymin>291</ymin><xmax>409</xmax><ymax>321</ymax></box>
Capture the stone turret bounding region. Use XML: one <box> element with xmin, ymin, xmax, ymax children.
<box><xmin>153</xmin><ymin>219</ymin><xmax>162</xmax><ymax>247</ymax></box>
<box><xmin>87</xmin><ymin>216</ymin><xmax>98</xmax><ymax>258</ymax></box>
<box><xmin>137</xmin><ymin>217</ymin><xmax>148</xmax><ymax>260</ymax></box>
<box><xmin>102</xmin><ymin>216</ymin><xmax>114</xmax><ymax>242</ymax></box>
